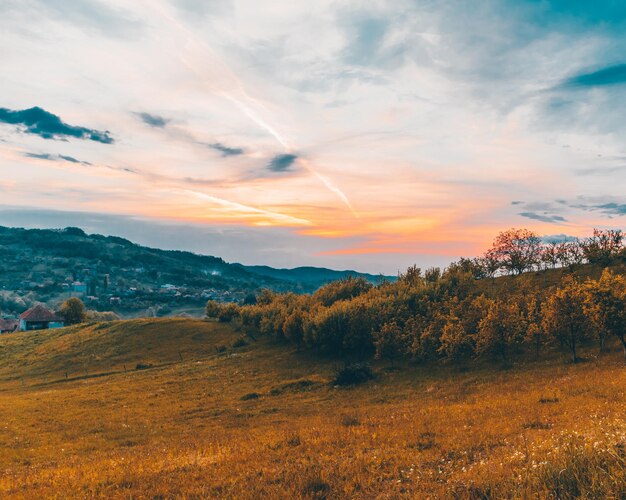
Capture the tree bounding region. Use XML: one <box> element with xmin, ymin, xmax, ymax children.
<box><xmin>205</xmin><ymin>300</ymin><xmax>221</xmax><ymax>319</ymax></box>
<box><xmin>313</xmin><ymin>276</ymin><xmax>372</xmax><ymax>307</ymax></box>
<box><xmin>584</xmin><ymin>269</ymin><xmax>626</xmax><ymax>360</ymax></box>
<box><xmin>424</xmin><ymin>267</ymin><xmax>441</xmax><ymax>283</ymax></box>
<box><xmin>438</xmin><ymin>312</ymin><xmax>473</xmax><ymax>363</ymax></box>
<box><xmin>373</xmin><ymin>321</ymin><xmax>405</xmax><ymax>366</ymax></box>
<box><xmin>476</xmin><ymin>300</ymin><xmax>524</xmax><ymax>363</ymax></box>
<box><xmin>63</xmin><ymin>226</ymin><xmax>86</xmax><ymax>237</ymax></box>
<box><xmin>542</xmin><ymin>278</ymin><xmax>592</xmax><ymax>363</ymax></box>
<box><xmin>541</xmin><ymin>241</ymin><xmax>560</xmax><ymax>270</ymax></box>
<box><xmin>487</xmin><ymin>228</ymin><xmax>542</xmax><ymax>275</ymax></box>
<box><xmin>283</xmin><ymin>309</ymin><xmax>305</xmax><ymax>349</ymax></box>
<box><xmin>524</xmin><ymin>297</ymin><xmax>545</xmax><ymax>359</ymax></box>
<box><xmin>398</xmin><ymin>265</ymin><xmax>422</xmax><ymax>285</ymax></box>
<box><xmin>59</xmin><ymin>297</ymin><xmax>86</xmax><ymax>325</ymax></box>
<box><xmin>218</xmin><ymin>303</ymin><xmax>240</xmax><ymax>323</ymax></box>
<box><xmin>581</xmin><ymin>229</ymin><xmax>624</xmax><ymax>265</ymax></box>
<box><xmin>476</xmin><ymin>254</ymin><xmax>500</xmax><ymax>280</ymax></box>
<box><xmin>256</xmin><ymin>289</ymin><xmax>275</xmax><ymax>306</ymax></box>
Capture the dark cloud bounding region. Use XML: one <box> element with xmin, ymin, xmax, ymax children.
<box><xmin>24</xmin><ymin>152</ymin><xmax>55</xmax><ymax>161</ymax></box>
<box><xmin>518</xmin><ymin>211</ymin><xmax>567</xmax><ymax>223</ymax></box>
<box><xmin>24</xmin><ymin>151</ymin><xmax>92</xmax><ymax>165</ymax></box>
<box><xmin>267</xmin><ymin>153</ymin><xmax>298</xmax><ymax>172</ymax></box>
<box><xmin>209</xmin><ymin>142</ymin><xmax>245</xmax><ymax>157</ymax></box>
<box><xmin>593</xmin><ymin>203</ymin><xmax>626</xmax><ymax>216</ymax></box>
<box><xmin>555</xmin><ymin>197</ymin><xmax>626</xmax><ymax>217</ymax></box>
<box><xmin>511</xmin><ymin>200</ymin><xmax>523</xmax><ymax>205</ymax></box>
<box><xmin>135</xmin><ymin>112</ymin><xmax>170</xmax><ymax>128</ymax></box>
<box><xmin>0</xmin><ymin>107</ymin><xmax>113</xmax><ymax>144</ymax></box>
<box><xmin>563</xmin><ymin>63</ymin><xmax>626</xmax><ymax>88</ymax></box>
<box><xmin>59</xmin><ymin>154</ymin><xmax>82</xmax><ymax>163</ymax></box>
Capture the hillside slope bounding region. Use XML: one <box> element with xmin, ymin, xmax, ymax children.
<box><xmin>1</xmin><ymin>319</ymin><xmax>625</xmax><ymax>497</ymax></box>
<box><xmin>0</xmin><ymin>318</ymin><xmax>236</xmax><ymax>383</ymax></box>
<box><xmin>0</xmin><ymin>226</ymin><xmax>390</xmax><ymax>317</ymax></box>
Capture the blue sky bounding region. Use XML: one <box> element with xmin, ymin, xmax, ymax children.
<box><xmin>0</xmin><ymin>0</ymin><xmax>624</xmax><ymax>273</ymax></box>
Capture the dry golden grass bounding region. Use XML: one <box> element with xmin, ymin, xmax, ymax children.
<box><xmin>0</xmin><ymin>318</ymin><xmax>625</xmax><ymax>498</ymax></box>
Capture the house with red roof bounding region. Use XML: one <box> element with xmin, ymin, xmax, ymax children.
<box><xmin>19</xmin><ymin>305</ymin><xmax>64</xmax><ymax>331</ymax></box>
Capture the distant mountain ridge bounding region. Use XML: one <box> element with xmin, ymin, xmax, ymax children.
<box><xmin>238</xmin><ymin>265</ymin><xmax>389</xmax><ymax>285</ymax></box>
<box><xmin>0</xmin><ymin>226</ymin><xmax>393</xmax><ymax>317</ymax></box>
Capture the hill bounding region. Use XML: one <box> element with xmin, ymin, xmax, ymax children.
<box><xmin>0</xmin><ymin>226</ymin><xmax>390</xmax><ymax>317</ymax></box>
<box><xmin>1</xmin><ymin>318</ymin><xmax>625</xmax><ymax>497</ymax></box>
<box><xmin>240</xmin><ymin>264</ymin><xmax>387</xmax><ymax>286</ymax></box>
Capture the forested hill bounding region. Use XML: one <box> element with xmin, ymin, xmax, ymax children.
<box><xmin>0</xmin><ymin>226</ymin><xmax>390</xmax><ymax>317</ymax></box>
<box><xmin>239</xmin><ymin>265</ymin><xmax>386</xmax><ymax>285</ymax></box>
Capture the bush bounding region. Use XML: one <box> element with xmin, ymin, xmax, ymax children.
<box><xmin>232</xmin><ymin>337</ymin><xmax>248</xmax><ymax>348</ymax></box>
<box><xmin>135</xmin><ymin>363</ymin><xmax>153</xmax><ymax>370</ymax></box>
<box><xmin>333</xmin><ymin>363</ymin><xmax>375</xmax><ymax>386</ymax></box>
<box><xmin>240</xmin><ymin>392</ymin><xmax>260</xmax><ymax>400</ymax></box>
<box><xmin>218</xmin><ymin>303</ymin><xmax>240</xmax><ymax>323</ymax></box>
<box><xmin>205</xmin><ymin>300</ymin><xmax>221</xmax><ymax>319</ymax></box>
<box><xmin>86</xmin><ymin>310</ymin><xmax>121</xmax><ymax>322</ymax></box>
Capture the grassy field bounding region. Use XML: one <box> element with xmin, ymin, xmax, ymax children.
<box><xmin>1</xmin><ymin>319</ymin><xmax>625</xmax><ymax>498</ymax></box>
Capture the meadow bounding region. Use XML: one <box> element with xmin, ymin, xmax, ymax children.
<box><xmin>1</xmin><ymin>318</ymin><xmax>625</xmax><ymax>498</ymax></box>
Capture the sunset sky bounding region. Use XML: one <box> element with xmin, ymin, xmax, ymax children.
<box><xmin>1</xmin><ymin>0</ymin><xmax>625</xmax><ymax>273</ymax></box>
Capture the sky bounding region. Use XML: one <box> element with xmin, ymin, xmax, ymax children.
<box><xmin>0</xmin><ymin>0</ymin><xmax>625</xmax><ymax>274</ymax></box>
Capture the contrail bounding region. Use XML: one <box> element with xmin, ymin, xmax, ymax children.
<box><xmin>139</xmin><ymin>0</ymin><xmax>357</xmax><ymax>217</ymax></box>
<box><xmin>179</xmin><ymin>189</ymin><xmax>312</xmax><ymax>226</ymax></box>
<box><xmin>298</xmin><ymin>158</ymin><xmax>358</xmax><ymax>218</ymax></box>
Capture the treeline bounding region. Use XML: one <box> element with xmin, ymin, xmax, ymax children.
<box><xmin>206</xmin><ymin>228</ymin><xmax>626</xmax><ymax>365</ymax></box>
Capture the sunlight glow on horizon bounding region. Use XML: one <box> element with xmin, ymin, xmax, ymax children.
<box><xmin>0</xmin><ymin>0</ymin><xmax>624</xmax><ymax>271</ymax></box>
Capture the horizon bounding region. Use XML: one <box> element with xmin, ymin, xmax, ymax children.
<box><xmin>1</xmin><ymin>1</ymin><xmax>625</xmax><ymax>273</ymax></box>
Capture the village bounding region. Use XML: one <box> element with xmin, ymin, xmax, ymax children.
<box><xmin>0</xmin><ymin>280</ymin><xmax>246</xmax><ymax>329</ymax></box>
<box><xmin>0</xmin><ymin>230</ymin><xmax>258</xmax><ymax>320</ymax></box>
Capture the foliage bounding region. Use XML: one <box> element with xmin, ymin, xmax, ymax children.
<box><xmin>333</xmin><ymin>363</ymin><xmax>375</xmax><ymax>386</ymax></box>
<box><xmin>205</xmin><ymin>300</ymin><xmax>221</xmax><ymax>319</ymax></box>
<box><xmin>312</xmin><ymin>276</ymin><xmax>373</xmax><ymax>307</ymax></box>
<box><xmin>476</xmin><ymin>300</ymin><xmax>525</xmax><ymax>363</ymax></box>
<box><xmin>217</xmin><ymin>303</ymin><xmax>240</xmax><ymax>323</ymax></box>
<box><xmin>237</xmin><ymin>227</ymin><xmax>625</xmax><ymax>367</ymax></box>
<box><xmin>487</xmin><ymin>228</ymin><xmax>542</xmax><ymax>275</ymax></box>
<box><xmin>86</xmin><ymin>310</ymin><xmax>121</xmax><ymax>322</ymax></box>
<box><xmin>59</xmin><ymin>297</ymin><xmax>86</xmax><ymax>325</ymax></box>
<box><xmin>584</xmin><ymin>269</ymin><xmax>626</xmax><ymax>359</ymax></box>
<box><xmin>542</xmin><ymin>277</ymin><xmax>593</xmax><ymax>363</ymax></box>
<box><xmin>373</xmin><ymin>321</ymin><xmax>405</xmax><ymax>365</ymax></box>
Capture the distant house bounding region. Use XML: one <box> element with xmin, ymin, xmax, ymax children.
<box><xmin>0</xmin><ymin>319</ymin><xmax>18</xmax><ymax>334</ymax></box>
<box><xmin>72</xmin><ymin>281</ymin><xmax>87</xmax><ymax>294</ymax></box>
<box><xmin>19</xmin><ymin>305</ymin><xmax>64</xmax><ymax>331</ymax></box>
